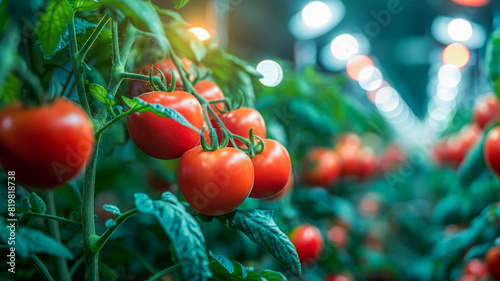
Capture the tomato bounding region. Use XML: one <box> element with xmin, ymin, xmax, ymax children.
<box><xmin>289</xmin><ymin>224</ymin><xmax>324</xmax><ymax>264</ymax></box>
<box><xmin>484</xmin><ymin>126</ymin><xmax>500</xmax><ymax>177</ymax></box>
<box><xmin>195</xmin><ymin>80</ymin><xmax>225</xmax><ymax>114</ymax></box>
<box><xmin>486</xmin><ymin>245</ymin><xmax>500</xmax><ymax>280</ymax></box>
<box><xmin>463</xmin><ymin>259</ymin><xmax>488</xmax><ymax>279</ymax></box>
<box><xmin>267</xmin><ymin>174</ymin><xmax>294</xmax><ymax>201</ymax></box>
<box><xmin>357</xmin><ymin>147</ymin><xmax>377</xmax><ymax>180</ymax></box>
<box><xmin>336</xmin><ymin>144</ymin><xmax>362</xmax><ymax>178</ymax></box>
<box><xmin>146</xmin><ymin>169</ymin><xmax>177</xmax><ymax>194</ymax></box>
<box><xmin>177</xmin><ymin>146</ymin><xmax>254</xmax><ymax>216</ymax></box>
<box><xmin>454</xmin><ymin>124</ymin><xmax>482</xmax><ymax>165</ymax></box>
<box><xmin>302</xmin><ymin>148</ymin><xmax>341</xmax><ymax>188</ymax></box>
<box><xmin>379</xmin><ymin>144</ymin><xmax>404</xmax><ymax>172</ymax></box>
<box><xmin>337</xmin><ymin>133</ymin><xmax>362</xmax><ymax>150</ymax></box>
<box><xmin>0</xmin><ymin>99</ymin><xmax>94</xmax><ymax>189</ymax></box>
<box><xmin>457</xmin><ymin>275</ymin><xmax>476</xmax><ymax>281</ymax></box>
<box><xmin>127</xmin><ymin>91</ymin><xmax>203</xmax><ymax>160</ymax></box>
<box><xmin>249</xmin><ymin>139</ymin><xmax>291</xmax><ymax>198</ymax></box>
<box><xmin>327</xmin><ymin>225</ymin><xmax>348</xmax><ymax>248</ymax></box>
<box><xmin>324</xmin><ymin>274</ymin><xmax>352</xmax><ymax>281</ymax></box>
<box><xmin>128</xmin><ymin>58</ymin><xmax>193</xmax><ymax>97</ymax></box>
<box><xmin>219</xmin><ymin>107</ymin><xmax>266</xmax><ymax>147</ymax></box>
<box><xmin>473</xmin><ymin>94</ymin><xmax>500</xmax><ymax>129</ymax></box>
<box><xmin>359</xmin><ymin>194</ymin><xmax>380</xmax><ymax>216</ymax></box>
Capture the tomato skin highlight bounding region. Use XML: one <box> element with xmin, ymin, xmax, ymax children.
<box><xmin>289</xmin><ymin>224</ymin><xmax>324</xmax><ymax>264</ymax></box>
<box><xmin>177</xmin><ymin>146</ymin><xmax>254</xmax><ymax>216</ymax></box>
<box><xmin>474</xmin><ymin>94</ymin><xmax>500</xmax><ymax>129</ymax></box>
<box><xmin>127</xmin><ymin>91</ymin><xmax>204</xmax><ymax>160</ymax></box>
<box><xmin>250</xmin><ymin>139</ymin><xmax>291</xmax><ymax>198</ymax></box>
<box><xmin>302</xmin><ymin>148</ymin><xmax>341</xmax><ymax>188</ymax></box>
<box><xmin>484</xmin><ymin>126</ymin><xmax>500</xmax><ymax>177</ymax></box>
<box><xmin>195</xmin><ymin>80</ymin><xmax>225</xmax><ymax>114</ymax></box>
<box><xmin>0</xmin><ymin>99</ymin><xmax>94</xmax><ymax>189</ymax></box>
<box><xmin>486</xmin><ymin>245</ymin><xmax>500</xmax><ymax>281</ymax></box>
<box><xmin>219</xmin><ymin>107</ymin><xmax>266</xmax><ymax>147</ymax></box>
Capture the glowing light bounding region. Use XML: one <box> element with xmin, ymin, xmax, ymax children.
<box><xmin>330</xmin><ymin>34</ymin><xmax>358</xmax><ymax>60</ymax></box>
<box><xmin>302</xmin><ymin>1</ymin><xmax>331</xmax><ymax>28</ymax></box>
<box><xmin>442</xmin><ymin>43</ymin><xmax>470</xmax><ymax>68</ymax></box>
<box><xmin>437</xmin><ymin>84</ymin><xmax>458</xmax><ymax>101</ymax></box>
<box><xmin>188</xmin><ymin>27</ymin><xmax>211</xmax><ymax>41</ymax></box>
<box><xmin>448</xmin><ymin>19</ymin><xmax>472</xmax><ymax>41</ymax></box>
<box><xmin>358</xmin><ymin>66</ymin><xmax>383</xmax><ymax>91</ymax></box>
<box><xmin>438</xmin><ymin>65</ymin><xmax>461</xmax><ymax>87</ymax></box>
<box><xmin>367</xmin><ymin>80</ymin><xmax>389</xmax><ymax>103</ymax></box>
<box><xmin>256</xmin><ymin>60</ymin><xmax>283</xmax><ymax>87</ymax></box>
<box><xmin>375</xmin><ymin>87</ymin><xmax>400</xmax><ymax>112</ymax></box>
<box><xmin>451</xmin><ymin>0</ymin><xmax>489</xmax><ymax>7</ymax></box>
<box><xmin>346</xmin><ymin>55</ymin><xmax>374</xmax><ymax>81</ymax></box>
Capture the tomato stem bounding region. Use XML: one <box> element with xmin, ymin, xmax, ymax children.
<box><xmin>80</xmin><ymin>14</ymin><xmax>111</xmax><ymax>60</ymax></box>
<box><xmin>93</xmin><ymin>208</ymin><xmax>139</xmax><ymax>252</ymax></box>
<box><xmin>22</xmin><ymin>212</ymin><xmax>82</xmax><ymax>229</ymax></box>
<box><xmin>68</xmin><ymin>16</ymin><xmax>91</xmax><ymax>116</ymax></box>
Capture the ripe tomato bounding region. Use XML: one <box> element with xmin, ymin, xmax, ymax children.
<box><xmin>357</xmin><ymin>147</ymin><xmax>377</xmax><ymax>180</ymax></box>
<box><xmin>127</xmin><ymin>91</ymin><xmax>203</xmax><ymax>160</ymax></box>
<box><xmin>378</xmin><ymin>144</ymin><xmax>404</xmax><ymax>172</ymax></box>
<box><xmin>0</xmin><ymin>99</ymin><xmax>94</xmax><ymax>189</ymax></box>
<box><xmin>177</xmin><ymin>146</ymin><xmax>254</xmax><ymax>216</ymax></box>
<box><xmin>484</xmin><ymin>126</ymin><xmax>500</xmax><ymax>177</ymax></box>
<box><xmin>289</xmin><ymin>224</ymin><xmax>324</xmax><ymax>264</ymax></box>
<box><xmin>219</xmin><ymin>107</ymin><xmax>266</xmax><ymax>147</ymax></box>
<box><xmin>302</xmin><ymin>148</ymin><xmax>341</xmax><ymax>188</ymax></box>
<box><xmin>250</xmin><ymin>139</ymin><xmax>291</xmax><ymax>198</ymax></box>
<box><xmin>128</xmin><ymin>58</ymin><xmax>193</xmax><ymax>97</ymax></box>
<box><xmin>337</xmin><ymin>133</ymin><xmax>362</xmax><ymax>150</ymax></box>
<box><xmin>195</xmin><ymin>80</ymin><xmax>225</xmax><ymax>114</ymax></box>
<box><xmin>267</xmin><ymin>174</ymin><xmax>294</xmax><ymax>201</ymax></box>
<box><xmin>463</xmin><ymin>259</ymin><xmax>488</xmax><ymax>279</ymax></box>
<box><xmin>324</xmin><ymin>274</ymin><xmax>352</xmax><ymax>281</ymax></box>
<box><xmin>473</xmin><ymin>94</ymin><xmax>500</xmax><ymax>129</ymax></box>
<box><xmin>457</xmin><ymin>275</ymin><xmax>476</xmax><ymax>281</ymax></box>
<box><xmin>486</xmin><ymin>245</ymin><xmax>500</xmax><ymax>280</ymax></box>
<box><xmin>336</xmin><ymin>144</ymin><xmax>362</xmax><ymax>178</ymax></box>
<box><xmin>327</xmin><ymin>225</ymin><xmax>348</xmax><ymax>248</ymax></box>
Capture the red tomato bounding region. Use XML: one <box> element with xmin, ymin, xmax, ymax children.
<box><xmin>219</xmin><ymin>107</ymin><xmax>266</xmax><ymax>147</ymax></box>
<box><xmin>0</xmin><ymin>99</ymin><xmax>94</xmax><ymax>189</ymax></box>
<box><xmin>177</xmin><ymin>146</ymin><xmax>254</xmax><ymax>216</ymax></box>
<box><xmin>454</xmin><ymin>124</ymin><xmax>482</xmax><ymax>165</ymax></box>
<box><xmin>302</xmin><ymin>148</ymin><xmax>341</xmax><ymax>188</ymax></box>
<box><xmin>484</xmin><ymin>126</ymin><xmax>500</xmax><ymax>177</ymax></box>
<box><xmin>327</xmin><ymin>225</ymin><xmax>348</xmax><ymax>248</ymax></box>
<box><xmin>379</xmin><ymin>144</ymin><xmax>404</xmax><ymax>172</ymax></box>
<box><xmin>473</xmin><ymin>94</ymin><xmax>500</xmax><ymax>129</ymax></box>
<box><xmin>464</xmin><ymin>259</ymin><xmax>488</xmax><ymax>279</ymax></box>
<box><xmin>337</xmin><ymin>133</ymin><xmax>362</xmax><ymax>150</ymax></box>
<box><xmin>128</xmin><ymin>58</ymin><xmax>193</xmax><ymax>97</ymax></box>
<box><xmin>267</xmin><ymin>174</ymin><xmax>294</xmax><ymax>201</ymax></box>
<box><xmin>127</xmin><ymin>91</ymin><xmax>203</xmax><ymax>160</ymax></box>
<box><xmin>457</xmin><ymin>275</ymin><xmax>476</xmax><ymax>281</ymax></box>
<box><xmin>324</xmin><ymin>275</ymin><xmax>352</xmax><ymax>281</ymax></box>
<box><xmin>358</xmin><ymin>147</ymin><xmax>377</xmax><ymax>180</ymax></box>
<box><xmin>195</xmin><ymin>80</ymin><xmax>225</xmax><ymax>114</ymax></box>
<box><xmin>336</xmin><ymin>144</ymin><xmax>363</xmax><ymax>178</ymax></box>
<box><xmin>289</xmin><ymin>224</ymin><xmax>324</xmax><ymax>264</ymax></box>
<box><xmin>250</xmin><ymin>139</ymin><xmax>291</xmax><ymax>198</ymax></box>
<box><xmin>486</xmin><ymin>245</ymin><xmax>500</xmax><ymax>280</ymax></box>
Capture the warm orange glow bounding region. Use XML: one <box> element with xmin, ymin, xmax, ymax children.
<box><xmin>451</xmin><ymin>0</ymin><xmax>489</xmax><ymax>7</ymax></box>
<box><xmin>346</xmin><ymin>55</ymin><xmax>374</xmax><ymax>81</ymax></box>
<box><xmin>188</xmin><ymin>27</ymin><xmax>211</xmax><ymax>42</ymax></box>
<box><xmin>442</xmin><ymin>43</ymin><xmax>470</xmax><ymax>69</ymax></box>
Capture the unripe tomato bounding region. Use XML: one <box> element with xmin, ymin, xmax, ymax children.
<box><xmin>267</xmin><ymin>174</ymin><xmax>294</xmax><ymax>201</ymax></box>
<box><xmin>302</xmin><ymin>148</ymin><xmax>341</xmax><ymax>188</ymax></box>
<box><xmin>219</xmin><ymin>107</ymin><xmax>266</xmax><ymax>147</ymax></box>
<box><xmin>484</xmin><ymin>126</ymin><xmax>500</xmax><ymax>177</ymax></box>
<box><xmin>128</xmin><ymin>58</ymin><xmax>193</xmax><ymax>97</ymax></box>
<box><xmin>486</xmin><ymin>245</ymin><xmax>500</xmax><ymax>280</ymax></box>
<box><xmin>250</xmin><ymin>139</ymin><xmax>291</xmax><ymax>198</ymax></box>
<box><xmin>0</xmin><ymin>99</ymin><xmax>94</xmax><ymax>189</ymax></box>
<box><xmin>195</xmin><ymin>80</ymin><xmax>225</xmax><ymax>114</ymax></box>
<box><xmin>473</xmin><ymin>94</ymin><xmax>500</xmax><ymax>129</ymax></box>
<box><xmin>463</xmin><ymin>259</ymin><xmax>488</xmax><ymax>279</ymax></box>
<box><xmin>177</xmin><ymin>146</ymin><xmax>254</xmax><ymax>216</ymax></box>
<box><xmin>289</xmin><ymin>224</ymin><xmax>324</xmax><ymax>264</ymax></box>
<box><xmin>127</xmin><ymin>91</ymin><xmax>203</xmax><ymax>160</ymax></box>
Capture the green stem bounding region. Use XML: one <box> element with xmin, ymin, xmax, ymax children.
<box><xmin>80</xmin><ymin>14</ymin><xmax>111</xmax><ymax>59</ymax></box>
<box><xmin>44</xmin><ymin>192</ymin><xmax>71</xmax><ymax>281</ymax></box>
<box><xmin>68</xmin><ymin>15</ymin><xmax>91</xmax><ymax>116</ymax></box>
<box><xmin>93</xmin><ymin>208</ymin><xmax>139</xmax><ymax>252</ymax></box>
<box><xmin>121</xmin><ymin>24</ymin><xmax>138</xmax><ymax>64</ymax></box>
<box><xmin>120</xmin><ymin>72</ymin><xmax>162</xmax><ymax>84</ymax></box>
<box><xmin>94</xmin><ymin>110</ymin><xmax>136</xmax><ymax>137</ymax></box>
<box><xmin>23</xmin><ymin>212</ymin><xmax>82</xmax><ymax>229</ymax></box>
<box><xmin>82</xmin><ymin>135</ymin><xmax>101</xmax><ymax>281</ymax></box>
<box><xmin>106</xmin><ymin>20</ymin><xmax>124</xmax><ymax>97</ymax></box>
<box><xmin>146</xmin><ymin>264</ymin><xmax>180</xmax><ymax>281</ymax></box>
<box><xmin>111</xmin><ymin>20</ymin><xmax>121</xmax><ymax>66</ymax></box>
<box><xmin>29</xmin><ymin>253</ymin><xmax>56</xmax><ymax>281</ymax></box>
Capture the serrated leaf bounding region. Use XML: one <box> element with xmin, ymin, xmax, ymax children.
<box><xmin>102</xmin><ymin>204</ymin><xmax>121</xmax><ymax>215</ymax></box>
<box><xmin>172</xmin><ymin>0</ymin><xmax>190</xmax><ymax>9</ymax></box>
<box><xmin>134</xmin><ymin>192</ymin><xmax>211</xmax><ymax>281</ymax></box>
<box><xmin>122</xmin><ymin>96</ymin><xmax>200</xmax><ymax>132</ymax></box>
<box><xmin>28</xmin><ymin>193</ymin><xmax>47</xmax><ymax>214</ymax></box>
<box><xmin>35</xmin><ymin>0</ymin><xmax>74</xmax><ymax>57</ymax></box>
<box><xmin>225</xmin><ymin>209</ymin><xmax>301</xmax><ymax>276</ymax></box>
<box><xmin>74</xmin><ymin>0</ymin><xmax>102</xmax><ymax>11</ymax></box>
<box><xmin>90</xmin><ymin>83</ymin><xmax>115</xmax><ymax>111</ymax></box>
<box><xmin>18</xmin><ymin>227</ymin><xmax>74</xmax><ymax>259</ymax></box>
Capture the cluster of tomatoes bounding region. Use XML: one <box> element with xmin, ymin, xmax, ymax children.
<box><xmin>301</xmin><ymin>133</ymin><xmax>404</xmax><ymax>188</ymax></box>
<box><xmin>127</xmin><ymin>58</ymin><xmax>292</xmax><ymax>216</ymax></box>
<box><xmin>457</xmin><ymin>245</ymin><xmax>500</xmax><ymax>281</ymax></box>
<box><xmin>432</xmin><ymin>124</ymin><xmax>482</xmax><ymax>167</ymax></box>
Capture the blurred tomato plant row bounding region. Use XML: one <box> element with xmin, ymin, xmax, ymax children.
<box><xmin>1</xmin><ymin>1</ymin><xmax>500</xmax><ymax>281</ymax></box>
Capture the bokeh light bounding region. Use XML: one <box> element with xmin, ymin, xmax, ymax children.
<box><xmin>358</xmin><ymin>66</ymin><xmax>383</xmax><ymax>91</ymax></box>
<box><xmin>442</xmin><ymin>43</ymin><xmax>470</xmax><ymax>68</ymax></box>
<box><xmin>256</xmin><ymin>60</ymin><xmax>283</xmax><ymax>87</ymax></box>
<box><xmin>346</xmin><ymin>55</ymin><xmax>374</xmax><ymax>81</ymax></box>
<box><xmin>375</xmin><ymin>87</ymin><xmax>400</xmax><ymax>113</ymax></box>
<box><xmin>188</xmin><ymin>27</ymin><xmax>211</xmax><ymax>41</ymax></box>
<box><xmin>302</xmin><ymin>1</ymin><xmax>331</xmax><ymax>28</ymax></box>
<box><xmin>438</xmin><ymin>64</ymin><xmax>461</xmax><ymax>87</ymax></box>
<box><xmin>330</xmin><ymin>34</ymin><xmax>359</xmax><ymax>60</ymax></box>
<box><xmin>451</xmin><ymin>0</ymin><xmax>489</xmax><ymax>7</ymax></box>
<box><xmin>448</xmin><ymin>19</ymin><xmax>472</xmax><ymax>41</ymax></box>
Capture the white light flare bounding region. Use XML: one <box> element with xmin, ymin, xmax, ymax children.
<box><xmin>256</xmin><ymin>60</ymin><xmax>283</xmax><ymax>87</ymax></box>
<box><xmin>302</xmin><ymin>1</ymin><xmax>331</xmax><ymax>28</ymax></box>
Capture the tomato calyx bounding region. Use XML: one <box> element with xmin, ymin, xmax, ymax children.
<box><xmin>200</xmin><ymin>126</ymin><xmax>230</xmax><ymax>151</ymax></box>
<box><xmin>148</xmin><ymin>67</ymin><xmax>176</xmax><ymax>92</ymax></box>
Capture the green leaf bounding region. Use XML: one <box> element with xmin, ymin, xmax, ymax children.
<box><xmin>210</xmin><ymin>252</ymin><xmax>235</xmax><ymax>274</ymax></box>
<box><xmin>122</xmin><ymin>96</ymin><xmax>200</xmax><ymax>133</ymax></box>
<box><xmin>209</xmin><ymin>252</ymin><xmax>286</xmax><ymax>281</ymax></box>
<box><xmin>189</xmin><ymin>38</ymin><xmax>207</xmax><ymax>62</ymax></box>
<box><xmin>134</xmin><ymin>192</ymin><xmax>211</xmax><ymax>281</ymax></box>
<box><xmin>74</xmin><ymin>0</ymin><xmax>102</xmax><ymax>11</ymax></box>
<box><xmin>28</xmin><ymin>193</ymin><xmax>47</xmax><ymax>214</ymax></box>
<box><xmin>102</xmin><ymin>0</ymin><xmax>167</xmax><ymax>51</ymax></box>
<box><xmin>172</xmin><ymin>0</ymin><xmax>190</xmax><ymax>9</ymax></box>
<box><xmin>35</xmin><ymin>0</ymin><xmax>74</xmax><ymax>57</ymax></box>
<box><xmin>0</xmin><ymin>24</ymin><xmax>20</xmax><ymax>90</ymax></box>
<box><xmin>259</xmin><ymin>270</ymin><xmax>287</xmax><ymax>281</ymax></box>
<box><xmin>18</xmin><ymin>227</ymin><xmax>74</xmax><ymax>259</ymax></box>
<box><xmin>486</xmin><ymin>29</ymin><xmax>500</xmax><ymax>99</ymax></box>
<box><xmin>157</xmin><ymin>9</ymin><xmax>188</xmax><ymax>25</ymax></box>
<box><xmin>224</xmin><ymin>209</ymin><xmax>301</xmax><ymax>276</ymax></box>
<box><xmin>0</xmin><ymin>73</ymin><xmax>20</xmax><ymax>105</ymax></box>
<box><xmin>102</xmin><ymin>204</ymin><xmax>121</xmax><ymax>215</ymax></box>
<box><xmin>89</xmin><ymin>83</ymin><xmax>115</xmax><ymax>108</ymax></box>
